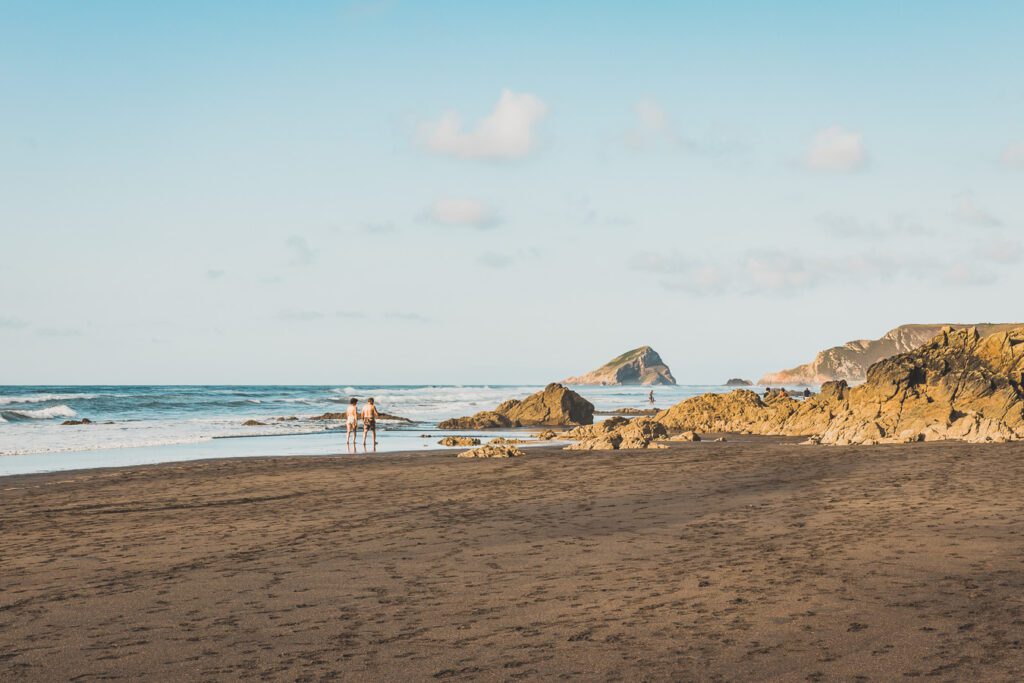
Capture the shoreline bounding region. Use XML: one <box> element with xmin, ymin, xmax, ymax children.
<box><xmin>5</xmin><ymin>437</ymin><xmax>1024</xmax><ymax>679</ymax></box>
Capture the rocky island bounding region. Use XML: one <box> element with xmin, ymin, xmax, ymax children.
<box><xmin>759</xmin><ymin>322</ymin><xmax>1022</xmax><ymax>385</ymax></box>
<box><xmin>563</xmin><ymin>346</ymin><xmax>676</xmax><ymax>386</ymax></box>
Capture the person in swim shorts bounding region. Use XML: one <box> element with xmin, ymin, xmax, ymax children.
<box><xmin>361</xmin><ymin>397</ymin><xmax>380</xmax><ymax>447</ymax></box>
<box><xmin>345</xmin><ymin>398</ymin><xmax>359</xmax><ymax>446</ymax></box>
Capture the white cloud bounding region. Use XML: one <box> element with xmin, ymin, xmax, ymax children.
<box><xmin>1001</xmin><ymin>142</ymin><xmax>1024</xmax><ymax>169</ymax></box>
<box><xmin>804</xmin><ymin>125</ymin><xmax>867</xmax><ymax>172</ymax></box>
<box><xmin>952</xmin><ymin>192</ymin><xmax>1002</xmax><ymax>227</ymax></box>
<box><xmin>425</xmin><ymin>198</ymin><xmax>498</xmax><ymax>229</ymax></box>
<box><xmin>419</xmin><ymin>89</ymin><xmax>547</xmax><ymax>160</ymax></box>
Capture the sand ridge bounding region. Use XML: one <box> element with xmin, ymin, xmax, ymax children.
<box><xmin>3</xmin><ymin>439</ymin><xmax>1024</xmax><ymax>680</ymax></box>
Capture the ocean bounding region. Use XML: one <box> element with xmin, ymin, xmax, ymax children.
<box><xmin>0</xmin><ymin>384</ymin><xmax>752</xmax><ymax>476</ymax></box>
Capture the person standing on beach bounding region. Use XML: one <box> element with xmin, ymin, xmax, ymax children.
<box><xmin>345</xmin><ymin>398</ymin><xmax>359</xmax><ymax>446</ymax></box>
<box><xmin>361</xmin><ymin>397</ymin><xmax>380</xmax><ymax>447</ymax></box>
<box><xmin>648</xmin><ymin>390</ymin><xmax>655</xmax><ymax>406</ymax></box>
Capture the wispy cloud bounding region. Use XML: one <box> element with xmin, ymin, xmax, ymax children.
<box><xmin>276</xmin><ymin>309</ymin><xmax>323</xmax><ymax>322</ymax></box>
<box><xmin>36</xmin><ymin>327</ymin><xmax>81</xmax><ymax>337</ymax></box>
<box><xmin>476</xmin><ymin>247</ymin><xmax>541</xmax><ymax>269</ymax></box>
<box><xmin>804</xmin><ymin>125</ymin><xmax>867</xmax><ymax>172</ymax></box>
<box><xmin>631</xmin><ymin>246</ymin><xmax>1009</xmax><ymax>295</ymax></box>
<box><xmin>974</xmin><ymin>238</ymin><xmax>1023</xmax><ymax>265</ymax></box>
<box><xmin>419</xmin><ymin>89</ymin><xmax>547</xmax><ymax>160</ymax></box>
<box><xmin>336</xmin><ymin>310</ymin><xmax>369</xmax><ymax>319</ymax></box>
<box><xmin>206</xmin><ymin>269</ymin><xmax>226</xmax><ymax>280</ymax></box>
<box><xmin>385</xmin><ymin>312</ymin><xmax>432</xmax><ymax>323</ymax></box>
<box><xmin>0</xmin><ymin>317</ymin><xmax>28</xmax><ymax>330</ymax></box>
<box><xmin>478</xmin><ymin>251</ymin><xmax>513</xmax><ymax>268</ymax></box>
<box><xmin>952</xmin><ymin>192</ymin><xmax>1002</xmax><ymax>227</ymax></box>
<box><xmin>818</xmin><ymin>212</ymin><xmax>932</xmax><ymax>238</ymax></box>
<box><xmin>424</xmin><ymin>198</ymin><xmax>499</xmax><ymax>229</ymax></box>
<box><xmin>625</xmin><ymin>98</ymin><xmax>744</xmax><ymax>156</ymax></box>
<box><xmin>1000</xmin><ymin>142</ymin><xmax>1024</xmax><ymax>169</ymax></box>
<box><xmin>286</xmin><ymin>235</ymin><xmax>317</xmax><ymax>266</ymax></box>
<box><xmin>362</xmin><ymin>221</ymin><xmax>398</xmax><ymax>235</ymax></box>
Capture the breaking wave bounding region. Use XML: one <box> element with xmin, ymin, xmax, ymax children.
<box><xmin>1</xmin><ymin>405</ymin><xmax>78</xmax><ymax>421</ymax></box>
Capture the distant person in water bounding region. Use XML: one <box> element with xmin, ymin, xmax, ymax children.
<box><xmin>648</xmin><ymin>390</ymin><xmax>655</xmax><ymax>405</ymax></box>
<box><xmin>361</xmin><ymin>397</ymin><xmax>380</xmax><ymax>447</ymax></box>
<box><xmin>345</xmin><ymin>398</ymin><xmax>359</xmax><ymax>446</ymax></box>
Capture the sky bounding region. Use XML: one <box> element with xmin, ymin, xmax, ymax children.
<box><xmin>1</xmin><ymin>1</ymin><xmax>1022</xmax><ymax>385</ymax></box>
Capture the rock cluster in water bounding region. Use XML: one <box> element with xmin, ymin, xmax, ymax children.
<box><xmin>438</xmin><ymin>383</ymin><xmax>594</xmax><ymax>429</ymax></box>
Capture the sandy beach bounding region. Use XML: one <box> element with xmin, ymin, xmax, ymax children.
<box><xmin>4</xmin><ymin>438</ymin><xmax>1024</xmax><ymax>681</ymax></box>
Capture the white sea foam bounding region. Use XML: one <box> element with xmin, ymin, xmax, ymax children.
<box><xmin>0</xmin><ymin>393</ymin><xmax>97</xmax><ymax>405</ymax></box>
<box><xmin>3</xmin><ymin>405</ymin><xmax>78</xmax><ymax>419</ymax></box>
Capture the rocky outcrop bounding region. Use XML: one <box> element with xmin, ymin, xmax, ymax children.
<box><xmin>563</xmin><ymin>346</ymin><xmax>676</xmax><ymax>386</ymax></box>
<box><xmin>562</xmin><ymin>417</ymin><xmax>669</xmax><ymax>450</ymax></box>
<box><xmin>659</xmin><ymin>326</ymin><xmax>1024</xmax><ymax>445</ymax></box>
<box><xmin>759</xmin><ymin>323</ymin><xmax>1023</xmax><ymax>385</ymax></box>
<box><xmin>457</xmin><ymin>443</ymin><xmax>525</xmax><ymax>459</ymax></box>
<box><xmin>438</xmin><ymin>384</ymin><xmax>594</xmax><ymax>429</ymax></box>
<box><xmin>438</xmin><ymin>436</ymin><xmax>480</xmax><ymax>447</ymax></box>
<box><xmin>62</xmin><ymin>418</ymin><xmax>93</xmax><ymax>426</ymax></box>
<box><xmin>534</xmin><ymin>430</ymin><xmax>558</xmax><ymax>440</ymax></box>
<box><xmin>725</xmin><ymin>378</ymin><xmax>753</xmax><ymax>387</ymax></box>
<box><xmin>242</xmin><ymin>419</ymin><xmax>266</xmax><ymax>426</ymax></box>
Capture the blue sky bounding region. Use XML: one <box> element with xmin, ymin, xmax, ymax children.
<box><xmin>2</xmin><ymin>1</ymin><xmax>1022</xmax><ymax>384</ymax></box>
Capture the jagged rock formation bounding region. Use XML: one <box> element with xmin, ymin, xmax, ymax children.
<box><xmin>437</xmin><ymin>436</ymin><xmax>480</xmax><ymax>447</ymax></box>
<box><xmin>658</xmin><ymin>326</ymin><xmax>1024</xmax><ymax>445</ymax></box>
<box><xmin>725</xmin><ymin>378</ymin><xmax>753</xmax><ymax>387</ymax></box>
<box><xmin>563</xmin><ymin>346</ymin><xmax>676</xmax><ymax>386</ymax></box>
<box><xmin>457</xmin><ymin>443</ymin><xmax>525</xmax><ymax>459</ymax></box>
<box><xmin>562</xmin><ymin>417</ymin><xmax>668</xmax><ymax>450</ymax></box>
<box><xmin>759</xmin><ymin>323</ymin><xmax>1023</xmax><ymax>385</ymax></box>
<box><xmin>438</xmin><ymin>383</ymin><xmax>594</xmax><ymax>430</ymax></box>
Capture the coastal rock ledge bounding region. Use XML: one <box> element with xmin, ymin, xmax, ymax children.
<box><xmin>438</xmin><ymin>383</ymin><xmax>595</xmax><ymax>430</ymax></box>
<box><xmin>563</xmin><ymin>346</ymin><xmax>676</xmax><ymax>386</ymax></box>
<box><xmin>657</xmin><ymin>326</ymin><xmax>1024</xmax><ymax>445</ymax></box>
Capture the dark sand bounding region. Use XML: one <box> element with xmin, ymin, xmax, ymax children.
<box><xmin>4</xmin><ymin>438</ymin><xmax>1024</xmax><ymax>681</ymax></box>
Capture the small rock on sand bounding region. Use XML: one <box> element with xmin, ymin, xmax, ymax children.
<box><xmin>670</xmin><ymin>430</ymin><xmax>701</xmax><ymax>442</ymax></box>
<box><xmin>457</xmin><ymin>443</ymin><xmax>525</xmax><ymax>459</ymax></box>
<box><xmin>437</xmin><ymin>436</ymin><xmax>480</xmax><ymax>447</ymax></box>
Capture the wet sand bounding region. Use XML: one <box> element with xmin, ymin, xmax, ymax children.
<box><xmin>3</xmin><ymin>438</ymin><xmax>1024</xmax><ymax>681</ymax></box>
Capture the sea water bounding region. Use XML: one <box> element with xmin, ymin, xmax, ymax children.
<box><xmin>0</xmin><ymin>384</ymin><xmax>767</xmax><ymax>476</ymax></box>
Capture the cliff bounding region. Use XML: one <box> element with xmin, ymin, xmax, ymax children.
<box><xmin>563</xmin><ymin>346</ymin><xmax>676</xmax><ymax>386</ymax></box>
<box><xmin>759</xmin><ymin>323</ymin><xmax>1024</xmax><ymax>385</ymax></box>
<box><xmin>657</xmin><ymin>326</ymin><xmax>1024</xmax><ymax>445</ymax></box>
